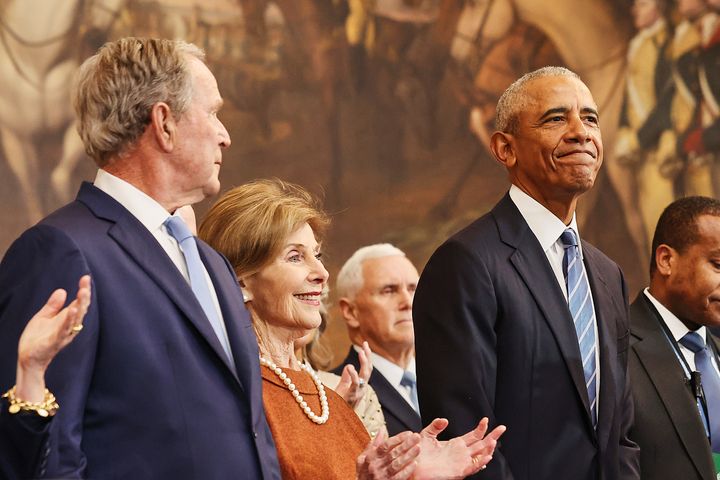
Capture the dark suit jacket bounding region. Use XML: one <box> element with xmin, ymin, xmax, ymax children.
<box><xmin>628</xmin><ymin>293</ymin><xmax>716</xmax><ymax>480</ymax></box>
<box><xmin>0</xmin><ymin>400</ymin><xmax>51</xmax><ymax>479</ymax></box>
<box><xmin>0</xmin><ymin>183</ymin><xmax>280</xmax><ymax>479</ymax></box>
<box><xmin>332</xmin><ymin>348</ymin><xmax>422</xmax><ymax>435</ymax></box>
<box><xmin>413</xmin><ymin>193</ymin><xmax>640</xmax><ymax>480</ymax></box>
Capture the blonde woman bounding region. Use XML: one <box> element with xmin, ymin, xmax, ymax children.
<box><xmin>199</xmin><ymin>179</ymin><xmax>505</xmax><ymax>479</ymax></box>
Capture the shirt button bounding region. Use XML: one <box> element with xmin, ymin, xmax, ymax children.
<box><xmin>254</xmin><ymin>431</ymin><xmax>258</xmax><ymax>438</ymax></box>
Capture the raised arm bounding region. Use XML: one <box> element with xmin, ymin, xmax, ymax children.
<box><xmin>1</xmin><ymin>274</ymin><xmax>92</xmax><ymax>479</ymax></box>
<box><xmin>15</xmin><ymin>275</ymin><xmax>92</xmax><ymax>403</ymax></box>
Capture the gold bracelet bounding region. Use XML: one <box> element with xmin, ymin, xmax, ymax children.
<box><xmin>2</xmin><ymin>386</ymin><xmax>59</xmax><ymax>417</ymax></box>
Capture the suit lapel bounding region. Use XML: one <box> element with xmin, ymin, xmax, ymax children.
<box><xmin>344</xmin><ymin>349</ymin><xmax>421</xmax><ymax>430</ymax></box>
<box><xmin>78</xmin><ymin>183</ymin><xmax>241</xmax><ymax>382</ymax></box>
<box><xmin>583</xmin><ymin>246</ymin><xmax>618</xmax><ymax>451</ymax></box>
<box><xmin>370</xmin><ymin>370</ymin><xmax>421</xmax><ymax>430</ymax></box>
<box><xmin>494</xmin><ymin>195</ymin><xmax>593</xmax><ymax>430</ymax></box>
<box><xmin>199</xmin><ymin>242</ymin><xmax>266</xmax><ymax>424</ymax></box>
<box><xmin>631</xmin><ymin>295</ymin><xmax>714</xmax><ymax>476</ymax></box>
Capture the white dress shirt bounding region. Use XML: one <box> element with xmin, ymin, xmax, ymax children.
<box><xmin>93</xmin><ymin>169</ymin><xmax>231</xmax><ymax>352</ymax></box>
<box><xmin>509</xmin><ymin>185</ymin><xmax>600</xmax><ymax>403</ymax></box>
<box><xmin>644</xmin><ymin>288</ymin><xmax>720</xmax><ymax>375</ymax></box>
<box><xmin>354</xmin><ymin>344</ymin><xmax>418</xmax><ymax>412</ymax></box>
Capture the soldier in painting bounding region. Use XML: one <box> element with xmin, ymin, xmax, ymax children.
<box><xmin>615</xmin><ymin>0</ymin><xmax>674</xmax><ymax>249</ymax></box>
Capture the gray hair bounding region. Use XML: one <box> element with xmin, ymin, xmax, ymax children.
<box><xmin>73</xmin><ymin>37</ymin><xmax>205</xmax><ymax>166</ymax></box>
<box><xmin>336</xmin><ymin>243</ymin><xmax>406</xmax><ymax>301</ymax></box>
<box><xmin>495</xmin><ymin>66</ymin><xmax>581</xmax><ymax>134</ymax></box>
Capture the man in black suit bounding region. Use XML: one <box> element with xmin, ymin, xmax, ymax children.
<box><xmin>629</xmin><ymin>196</ymin><xmax>720</xmax><ymax>479</ymax></box>
<box><xmin>333</xmin><ymin>243</ymin><xmax>422</xmax><ymax>435</ymax></box>
<box><xmin>413</xmin><ymin>67</ymin><xmax>640</xmax><ymax>479</ymax></box>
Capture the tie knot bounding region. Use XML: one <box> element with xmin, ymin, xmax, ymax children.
<box><xmin>560</xmin><ymin>228</ymin><xmax>579</xmax><ymax>248</ymax></box>
<box><xmin>680</xmin><ymin>331</ymin><xmax>706</xmax><ymax>353</ymax></box>
<box><xmin>164</xmin><ymin>215</ymin><xmax>193</xmax><ymax>243</ymax></box>
<box><xmin>400</xmin><ymin>370</ymin><xmax>416</xmax><ymax>388</ymax></box>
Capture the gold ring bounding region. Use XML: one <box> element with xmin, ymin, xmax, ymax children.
<box><xmin>472</xmin><ymin>457</ymin><xmax>479</xmax><ymax>465</ymax></box>
<box><xmin>71</xmin><ymin>324</ymin><xmax>84</xmax><ymax>333</ymax></box>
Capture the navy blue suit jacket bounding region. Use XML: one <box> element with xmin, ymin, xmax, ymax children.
<box><xmin>413</xmin><ymin>193</ymin><xmax>640</xmax><ymax>480</ymax></box>
<box><xmin>0</xmin><ymin>183</ymin><xmax>280</xmax><ymax>479</ymax></box>
<box><xmin>332</xmin><ymin>348</ymin><xmax>422</xmax><ymax>436</ymax></box>
<box><xmin>0</xmin><ymin>400</ymin><xmax>51</xmax><ymax>479</ymax></box>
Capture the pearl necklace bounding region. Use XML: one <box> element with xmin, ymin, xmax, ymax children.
<box><xmin>259</xmin><ymin>356</ymin><xmax>330</xmax><ymax>424</ymax></box>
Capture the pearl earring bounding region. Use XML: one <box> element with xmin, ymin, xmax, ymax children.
<box><xmin>241</xmin><ymin>289</ymin><xmax>252</xmax><ymax>303</ymax></box>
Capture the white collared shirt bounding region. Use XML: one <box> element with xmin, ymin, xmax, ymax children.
<box><xmin>644</xmin><ymin>289</ymin><xmax>720</xmax><ymax>375</ymax></box>
<box><xmin>509</xmin><ymin>185</ymin><xmax>600</xmax><ymax>405</ymax></box>
<box><xmin>93</xmin><ymin>169</ymin><xmax>230</xmax><ymax>348</ymax></box>
<box><xmin>354</xmin><ymin>344</ymin><xmax>418</xmax><ymax>412</ymax></box>
<box><xmin>509</xmin><ymin>185</ymin><xmax>583</xmax><ymax>300</ymax></box>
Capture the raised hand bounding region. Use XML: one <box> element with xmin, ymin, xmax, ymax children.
<box><xmin>15</xmin><ymin>275</ymin><xmax>92</xmax><ymax>402</ymax></box>
<box><xmin>335</xmin><ymin>341</ymin><xmax>373</xmax><ymax>407</ymax></box>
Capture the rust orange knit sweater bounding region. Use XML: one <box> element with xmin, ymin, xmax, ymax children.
<box><xmin>261</xmin><ymin>365</ymin><xmax>370</xmax><ymax>479</ymax></box>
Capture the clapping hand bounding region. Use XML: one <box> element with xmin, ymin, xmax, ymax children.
<box><xmin>413</xmin><ymin>417</ymin><xmax>506</xmax><ymax>480</ymax></box>
<box><xmin>356</xmin><ymin>428</ymin><xmax>421</xmax><ymax>479</ymax></box>
<box><xmin>15</xmin><ymin>275</ymin><xmax>92</xmax><ymax>402</ymax></box>
<box><xmin>336</xmin><ymin>341</ymin><xmax>373</xmax><ymax>408</ymax></box>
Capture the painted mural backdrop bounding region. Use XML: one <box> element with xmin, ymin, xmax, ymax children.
<box><xmin>1</xmin><ymin>0</ymin><xmax>718</xmax><ymax>358</ymax></box>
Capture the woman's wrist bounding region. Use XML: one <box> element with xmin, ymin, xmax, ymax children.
<box><xmin>2</xmin><ymin>385</ymin><xmax>58</xmax><ymax>417</ymax></box>
<box><xmin>14</xmin><ymin>364</ymin><xmax>47</xmax><ymax>403</ymax></box>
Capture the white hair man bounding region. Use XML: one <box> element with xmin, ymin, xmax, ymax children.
<box><xmin>332</xmin><ymin>243</ymin><xmax>422</xmax><ymax>435</ymax></box>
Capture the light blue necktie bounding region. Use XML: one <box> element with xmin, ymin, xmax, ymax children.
<box><xmin>561</xmin><ymin>228</ymin><xmax>598</xmax><ymax>429</ymax></box>
<box><xmin>680</xmin><ymin>331</ymin><xmax>720</xmax><ymax>452</ymax></box>
<box><xmin>400</xmin><ymin>370</ymin><xmax>420</xmax><ymax>414</ymax></box>
<box><xmin>164</xmin><ymin>215</ymin><xmax>233</xmax><ymax>362</ymax></box>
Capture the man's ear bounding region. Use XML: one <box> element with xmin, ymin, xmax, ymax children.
<box><xmin>149</xmin><ymin>102</ymin><xmax>176</xmax><ymax>152</ymax></box>
<box><xmin>490</xmin><ymin>131</ymin><xmax>517</xmax><ymax>169</ymax></box>
<box><xmin>338</xmin><ymin>298</ymin><xmax>360</xmax><ymax>329</ymax></box>
<box><xmin>654</xmin><ymin>244</ymin><xmax>675</xmax><ymax>277</ymax></box>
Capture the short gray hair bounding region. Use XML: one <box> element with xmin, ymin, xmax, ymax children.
<box><xmin>495</xmin><ymin>66</ymin><xmax>580</xmax><ymax>134</ymax></box>
<box><xmin>336</xmin><ymin>243</ymin><xmax>406</xmax><ymax>301</ymax></box>
<box><xmin>73</xmin><ymin>37</ymin><xmax>205</xmax><ymax>166</ymax></box>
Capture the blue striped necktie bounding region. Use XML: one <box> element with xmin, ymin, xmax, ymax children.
<box><xmin>560</xmin><ymin>228</ymin><xmax>598</xmax><ymax>428</ymax></box>
<box><xmin>164</xmin><ymin>215</ymin><xmax>234</xmax><ymax>362</ymax></box>
<box><xmin>680</xmin><ymin>331</ymin><xmax>720</xmax><ymax>451</ymax></box>
<box><xmin>400</xmin><ymin>370</ymin><xmax>420</xmax><ymax>414</ymax></box>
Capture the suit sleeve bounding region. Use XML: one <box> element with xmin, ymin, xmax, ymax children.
<box><xmin>0</xmin><ymin>224</ymin><xmax>97</xmax><ymax>477</ymax></box>
<box><xmin>413</xmin><ymin>239</ymin><xmax>514</xmax><ymax>479</ymax></box>
<box><xmin>0</xmin><ymin>400</ymin><xmax>52</xmax><ymax>479</ymax></box>
<box><xmin>617</xmin><ymin>269</ymin><xmax>641</xmax><ymax>479</ymax></box>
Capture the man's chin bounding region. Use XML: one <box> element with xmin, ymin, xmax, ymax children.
<box><xmin>202</xmin><ymin>180</ymin><xmax>222</xmax><ymax>198</ymax></box>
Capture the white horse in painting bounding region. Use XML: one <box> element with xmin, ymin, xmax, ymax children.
<box><xmin>454</xmin><ymin>0</ymin><xmax>646</xmax><ymax>266</ymax></box>
<box><xmin>0</xmin><ymin>0</ymin><xmax>123</xmax><ymax>223</ymax></box>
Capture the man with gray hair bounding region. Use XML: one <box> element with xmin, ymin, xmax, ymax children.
<box><xmin>0</xmin><ymin>38</ymin><xmax>280</xmax><ymax>478</ymax></box>
<box><xmin>414</xmin><ymin>67</ymin><xmax>640</xmax><ymax>479</ymax></box>
<box><xmin>332</xmin><ymin>243</ymin><xmax>423</xmax><ymax>435</ymax></box>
